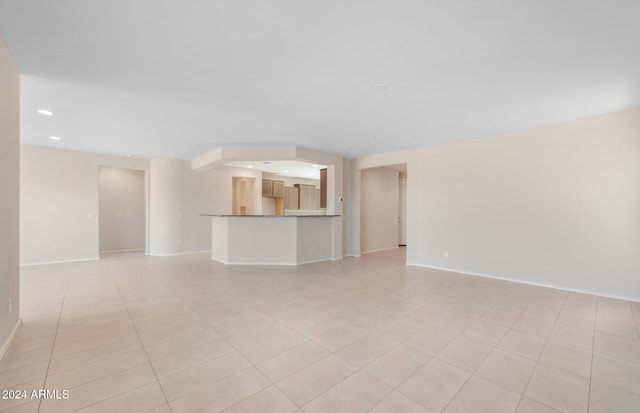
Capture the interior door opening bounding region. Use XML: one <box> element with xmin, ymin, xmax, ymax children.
<box><xmin>98</xmin><ymin>166</ymin><xmax>146</xmax><ymax>255</ymax></box>
<box><xmin>232</xmin><ymin>177</ymin><xmax>256</xmax><ymax>215</ymax></box>
<box><xmin>360</xmin><ymin>164</ymin><xmax>407</xmax><ymax>254</ymax></box>
<box><xmin>399</xmin><ymin>171</ymin><xmax>407</xmax><ymax>246</ymax></box>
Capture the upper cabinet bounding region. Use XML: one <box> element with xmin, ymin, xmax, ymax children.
<box><xmin>296</xmin><ymin>184</ymin><xmax>317</xmax><ymax>210</ymax></box>
<box><xmin>320</xmin><ymin>168</ymin><xmax>327</xmax><ymax>208</ymax></box>
<box><xmin>262</xmin><ymin>179</ymin><xmax>273</xmax><ymax>197</ymax></box>
<box><xmin>284</xmin><ymin>187</ymin><xmax>298</xmax><ymax>209</ymax></box>
<box><xmin>262</xmin><ymin>179</ymin><xmax>284</xmax><ymax>198</ymax></box>
<box><xmin>272</xmin><ymin>180</ymin><xmax>285</xmax><ymax>198</ymax></box>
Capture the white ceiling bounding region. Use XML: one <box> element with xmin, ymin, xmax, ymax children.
<box><xmin>1</xmin><ymin>1</ymin><xmax>639</xmax><ymax>160</ymax></box>
<box><xmin>226</xmin><ymin>160</ymin><xmax>325</xmax><ymax>180</ymax></box>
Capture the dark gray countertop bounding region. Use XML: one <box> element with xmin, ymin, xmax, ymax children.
<box><xmin>201</xmin><ymin>214</ymin><xmax>340</xmax><ymax>217</ymax></box>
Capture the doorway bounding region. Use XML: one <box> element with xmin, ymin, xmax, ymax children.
<box><xmin>232</xmin><ymin>177</ymin><xmax>256</xmax><ymax>215</ymax></box>
<box><xmin>360</xmin><ymin>166</ymin><xmax>400</xmax><ymax>253</ymax></box>
<box><xmin>399</xmin><ymin>172</ymin><xmax>407</xmax><ymax>246</ymax></box>
<box><xmin>359</xmin><ymin>163</ymin><xmax>407</xmax><ymax>255</ymax></box>
<box><xmin>98</xmin><ymin>166</ymin><xmax>146</xmax><ymax>254</ymax></box>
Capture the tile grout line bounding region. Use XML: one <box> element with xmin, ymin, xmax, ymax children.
<box><xmin>17</xmin><ymin>250</ymin><xmax>637</xmax><ymax>413</ymax></box>
<box><xmin>218</xmin><ymin>367</ymin><xmax>300</xmax><ymax>413</ymax></box>
<box><xmin>204</xmin><ymin>265</ymin><xmax>338</xmax><ymax>410</ymax></box>
<box><xmin>630</xmin><ymin>301</ymin><xmax>640</xmax><ymax>341</ymax></box>
<box><xmin>141</xmin><ymin>259</ymin><xmax>412</xmax><ymax>410</ymax></box>
<box><xmin>67</xmin><ymin>381</ymin><xmax>163</xmax><ymax>413</ymax></box>
<box><xmin>223</xmin><ymin>295</ymin><xmax>418</xmax><ymax>409</ymax></box>
<box><xmin>292</xmin><ymin>327</ymin><xmax>410</xmax><ymax>409</ymax></box>
<box><xmin>360</xmin><ymin>282</ymin><xmax>526</xmax><ymax>411</ymax></box>
<box><xmin>43</xmin><ymin>347</ymin><xmax>150</xmax><ymax>390</ymax></box>
<box><xmin>139</xmin><ymin>257</ymin><xmax>301</xmax><ymax>409</ymax></box>
<box><xmin>436</xmin><ymin>286</ymin><xmax>552</xmax><ymax>413</ymax></box>
<box><xmin>139</xmin><ymin>256</ymin><xmax>309</xmax><ymax>411</ymax></box>
<box><xmin>326</xmin><ymin>294</ymin><xmax>483</xmax><ymax>410</ymax></box>
<box><xmin>587</xmin><ymin>297</ymin><xmax>601</xmax><ymax>413</ymax></box>
<box><xmin>108</xmin><ymin>259</ymin><xmax>175</xmax><ymax>413</ymax></box>
<box><xmin>37</xmin><ymin>263</ymin><xmax>73</xmax><ymax>413</ymax></box>
<box><xmin>42</xmin><ymin>267</ymin><xmax>155</xmax><ymax>409</ymax></box>
<box><xmin>513</xmin><ymin>290</ymin><xmax>570</xmax><ymax>413</ymax></box>
<box><xmin>137</xmin><ymin>257</ymin><xmax>241</xmax><ymax>407</ymax></box>
<box><xmin>137</xmin><ymin>259</ymin><xmax>264</xmax><ymax>408</ymax></box>
<box><xmin>365</xmin><ymin>285</ymin><xmax>499</xmax><ymax>409</ymax></box>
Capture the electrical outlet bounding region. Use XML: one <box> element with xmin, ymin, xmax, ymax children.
<box><xmin>51</xmin><ymin>244</ymin><xmax>58</xmax><ymax>253</ymax></box>
<box><xmin>8</xmin><ymin>298</ymin><xmax>11</xmax><ymax>313</ymax></box>
<box><xmin>444</xmin><ymin>251</ymin><xmax>449</xmax><ymax>258</ymax></box>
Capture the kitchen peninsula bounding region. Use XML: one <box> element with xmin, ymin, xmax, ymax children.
<box><xmin>203</xmin><ymin>215</ymin><xmax>341</xmax><ymax>265</ymax></box>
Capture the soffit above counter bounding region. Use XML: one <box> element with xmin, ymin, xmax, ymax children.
<box><xmin>191</xmin><ymin>145</ymin><xmax>342</xmax><ymax>171</ymax></box>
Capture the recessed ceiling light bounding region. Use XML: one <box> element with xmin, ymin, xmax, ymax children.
<box><xmin>49</xmin><ymin>136</ymin><xmax>61</xmax><ymax>141</ymax></box>
<box><xmin>283</xmin><ymin>170</ymin><xmax>289</xmax><ymax>173</ymax></box>
<box><xmin>374</xmin><ymin>83</ymin><xmax>388</xmax><ymax>91</ymax></box>
<box><xmin>248</xmin><ymin>165</ymin><xmax>253</xmax><ymax>168</ymax></box>
<box><xmin>37</xmin><ymin>109</ymin><xmax>54</xmax><ymax>116</ymax></box>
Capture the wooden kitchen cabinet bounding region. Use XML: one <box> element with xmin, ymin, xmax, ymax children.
<box><xmin>320</xmin><ymin>168</ymin><xmax>327</xmax><ymax>208</ymax></box>
<box><xmin>272</xmin><ymin>180</ymin><xmax>285</xmax><ymax>198</ymax></box>
<box><xmin>296</xmin><ymin>184</ymin><xmax>316</xmax><ymax>210</ymax></box>
<box><xmin>285</xmin><ymin>186</ymin><xmax>299</xmax><ymax>209</ymax></box>
<box><xmin>262</xmin><ymin>179</ymin><xmax>273</xmax><ymax>197</ymax></box>
<box><xmin>262</xmin><ymin>179</ymin><xmax>284</xmax><ymax>198</ymax></box>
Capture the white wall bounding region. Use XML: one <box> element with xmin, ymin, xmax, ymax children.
<box><xmin>99</xmin><ymin>167</ymin><xmax>146</xmax><ymax>253</ymax></box>
<box><xmin>262</xmin><ymin>198</ymin><xmax>276</xmax><ymax>215</ymax></box>
<box><xmin>297</xmin><ymin>217</ymin><xmax>336</xmax><ymax>264</ymax></box>
<box><xmin>20</xmin><ymin>146</ymin><xmax>149</xmax><ymax>264</ymax></box>
<box><xmin>0</xmin><ymin>37</ymin><xmax>20</xmax><ymax>357</ymax></box>
<box><xmin>148</xmin><ymin>161</ymin><xmax>261</xmax><ymax>256</ymax></box>
<box><xmin>212</xmin><ymin>216</ymin><xmax>338</xmax><ymax>265</ymax></box>
<box><xmin>355</xmin><ymin>108</ymin><xmax>640</xmax><ymax>301</ymax></box>
<box><xmin>360</xmin><ymin>167</ymin><xmax>400</xmax><ymax>253</ymax></box>
<box><xmin>208</xmin><ymin>166</ymin><xmax>262</xmax><ymax>215</ymax></box>
<box><xmin>21</xmin><ymin>148</ymin><xmax>264</xmax><ymax>261</ymax></box>
<box><xmin>327</xmin><ymin>161</ymin><xmax>343</xmax><ymax>259</ymax></box>
<box><xmin>232</xmin><ymin>177</ymin><xmax>256</xmax><ymax>215</ymax></box>
<box><xmin>148</xmin><ymin>159</ymin><xmax>214</xmax><ymax>255</ymax></box>
<box><xmin>399</xmin><ymin>174</ymin><xmax>407</xmax><ymax>245</ymax></box>
<box><xmin>342</xmin><ymin>159</ymin><xmax>356</xmax><ymax>257</ymax></box>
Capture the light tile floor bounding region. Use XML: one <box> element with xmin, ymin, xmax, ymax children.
<box><xmin>2</xmin><ymin>248</ymin><xmax>640</xmax><ymax>412</ymax></box>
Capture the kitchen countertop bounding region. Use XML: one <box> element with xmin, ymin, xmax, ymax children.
<box><xmin>201</xmin><ymin>214</ymin><xmax>340</xmax><ymax>217</ymax></box>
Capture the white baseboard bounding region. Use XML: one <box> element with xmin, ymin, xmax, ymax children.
<box><xmin>407</xmin><ymin>262</ymin><xmax>640</xmax><ymax>303</ymax></box>
<box><xmin>100</xmin><ymin>249</ymin><xmax>144</xmax><ymax>254</ymax></box>
<box><xmin>20</xmin><ymin>257</ymin><xmax>100</xmax><ymax>267</ymax></box>
<box><xmin>0</xmin><ymin>319</ymin><xmax>22</xmax><ymax>360</ymax></box>
<box><xmin>148</xmin><ymin>250</ymin><xmax>210</xmax><ymax>257</ymax></box>
<box><xmin>211</xmin><ymin>257</ymin><xmax>296</xmax><ymax>266</ymax></box>
<box><xmin>211</xmin><ymin>256</ymin><xmax>342</xmax><ymax>266</ymax></box>
<box><xmin>300</xmin><ymin>257</ymin><xmax>343</xmax><ymax>265</ymax></box>
<box><xmin>361</xmin><ymin>246</ymin><xmax>399</xmax><ymax>255</ymax></box>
